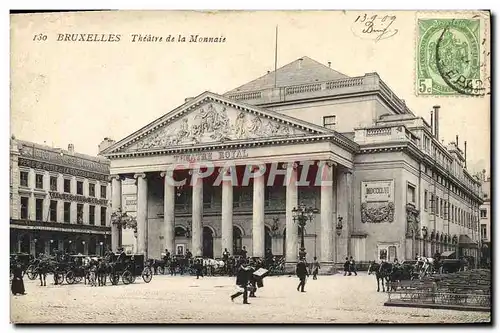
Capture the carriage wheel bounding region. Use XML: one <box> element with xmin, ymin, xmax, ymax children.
<box><xmin>65</xmin><ymin>271</ymin><xmax>76</xmax><ymax>284</ymax></box>
<box><xmin>157</xmin><ymin>266</ymin><xmax>165</xmax><ymax>275</ymax></box>
<box><xmin>26</xmin><ymin>265</ymin><xmax>38</xmax><ymax>280</ymax></box>
<box><xmin>109</xmin><ymin>273</ymin><xmax>120</xmax><ymax>285</ymax></box>
<box><xmin>122</xmin><ymin>270</ymin><xmax>133</xmax><ymax>285</ymax></box>
<box><xmin>142</xmin><ymin>267</ymin><xmax>153</xmax><ymax>283</ymax></box>
<box><xmin>53</xmin><ymin>272</ymin><xmax>64</xmax><ymax>285</ymax></box>
<box><xmin>74</xmin><ymin>275</ymin><xmax>83</xmax><ymax>283</ymax></box>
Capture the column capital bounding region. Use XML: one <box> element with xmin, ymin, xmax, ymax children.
<box><xmin>160</xmin><ymin>169</ymin><xmax>174</xmax><ymax>178</ymax></box>
<box><xmin>110</xmin><ymin>174</ymin><xmax>122</xmax><ymax>181</ymax></box>
<box><xmin>134</xmin><ymin>173</ymin><xmax>147</xmax><ymax>180</ymax></box>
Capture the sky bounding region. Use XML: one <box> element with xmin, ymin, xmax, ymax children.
<box><xmin>10</xmin><ymin>10</ymin><xmax>490</xmax><ymax>175</ymax></box>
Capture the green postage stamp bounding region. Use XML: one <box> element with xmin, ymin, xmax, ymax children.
<box><xmin>416</xmin><ymin>17</ymin><xmax>486</xmax><ymax>97</ymax></box>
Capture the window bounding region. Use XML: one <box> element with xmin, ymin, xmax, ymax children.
<box><xmin>20</xmin><ymin>171</ymin><xmax>29</xmax><ymax>187</ymax></box>
<box><xmin>20</xmin><ymin>197</ymin><xmax>29</xmax><ymax>219</ymax></box>
<box><xmin>89</xmin><ymin>183</ymin><xmax>95</xmax><ymax>197</ymax></box>
<box><xmin>444</xmin><ymin>201</ymin><xmax>448</xmax><ymax>219</ymax></box>
<box><xmin>77</xmin><ymin>204</ymin><xmax>83</xmax><ymax>224</ymax></box>
<box><xmin>440</xmin><ymin>198</ymin><xmax>444</xmax><ymax>218</ymax></box>
<box><xmin>77</xmin><ymin>181</ymin><xmax>83</xmax><ymax>195</ymax></box>
<box><xmin>430</xmin><ymin>194</ymin><xmax>435</xmax><ymax>214</ymax></box>
<box><xmin>451</xmin><ymin>204</ymin><xmax>454</xmax><ymax>223</ymax></box>
<box><xmin>35</xmin><ymin>174</ymin><xmax>44</xmax><ymax>189</ymax></box>
<box><xmin>100</xmin><ymin>185</ymin><xmax>107</xmax><ymax>199</ymax></box>
<box><xmin>64</xmin><ymin>202</ymin><xmax>71</xmax><ymax>223</ymax></box>
<box><xmin>89</xmin><ymin>205</ymin><xmax>95</xmax><ymax>225</ymax></box>
<box><xmin>50</xmin><ymin>176</ymin><xmax>58</xmax><ymax>191</ymax></box>
<box><xmin>49</xmin><ymin>200</ymin><xmax>57</xmax><ymax>222</ymax></box>
<box><xmin>100</xmin><ymin>207</ymin><xmax>107</xmax><ymax>226</ymax></box>
<box><xmin>323</xmin><ymin>115</ymin><xmax>336</xmax><ymax>129</ymax></box>
<box><xmin>424</xmin><ymin>190</ymin><xmax>428</xmax><ymax>210</ymax></box>
<box><xmin>480</xmin><ymin>209</ymin><xmax>487</xmax><ymax>219</ymax></box>
<box><xmin>203</xmin><ymin>186</ymin><xmax>213</xmax><ymax>209</ymax></box>
<box><xmin>35</xmin><ymin>198</ymin><xmax>43</xmax><ymax>221</ymax></box>
<box><xmin>407</xmin><ymin>184</ymin><xmax>416</xmax><ymax>204</ymax></box>
<box><xmin>64</xmin><ymin>179</ymin><xmax>71</xmax><ymax>193</ymax></box>
<box><xmin>436</xmin><ymin>196</ymin><xmax>440</xmax><ymax>216</ymax></box>
<box><xmin>481</xmin><ymin>224</ymin><xmax>487</xmax><ymax>239</ymax></box>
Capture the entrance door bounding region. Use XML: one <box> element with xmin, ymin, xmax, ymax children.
<box><xmin>265</xmin><ymin>226</ymin><xmax>272</xmax><ymax>253</ymax></box>
<box><xmin>203</xmin><ymin>227</ymin><xmax>214</xmax><ymax>258</ymax></box>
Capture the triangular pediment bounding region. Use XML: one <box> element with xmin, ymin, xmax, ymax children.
<box><xmin>103</xmin><ymin>92</ymin><xmax>332</xmax><ymax>155</ymax></box>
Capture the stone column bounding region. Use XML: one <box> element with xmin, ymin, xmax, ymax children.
<box><xmin>191</xmin><ymin>170</ymin><xmax>203</xmax><ymax>257</ymax></box>
<box><xmin>160</xmin><ymin>170</ymin><xmax>175</xmax><ymax>254</ymax></box>
<box><xmin>111</xmin><ymin>175</ymin><xmax>122</xmax><ymax>251</ymax></box>
<box><xmin>135</xmin><ymin>173</ymin><xmax>148</xmax><ymax>258</ymax></box>
<box><xmin>336</xmin><ymin>169</ymin><xmax>353</xmax><ymax>262</ymax></box>
<box><xmin>285</xmin><ymin>162</ymin><xmax>298</xmax><ymax>263</ymax></box>
<box><xmin>320</xmin><ymin>161</ymin><xmax>334</xmax><ymax>264</ymax></box>
<box><xmin>221</xmin><ymin>167</ymin><xmax>233</xmax><ymax>255</ymax></box>
<box><xmin>252</xmin><ymin>166</ymin><xmax>265</xmax><ymax>258</ymax></box>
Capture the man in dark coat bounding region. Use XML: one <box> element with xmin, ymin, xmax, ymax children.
<box><xmin>296</xmin><ymin>259</ymin><xmax>309</xmax><ymax>292</ymax></box>
<box><xmin>11</xmin><ymin>261</ymin><xmax>26</xmax><ymax>295</ymax></box>
<box><xmin>195</xmin><ymin>259</ymin><xmax>204</xmax><ymax>279</ymax></box>
<box><xmin>344</xmin><ymin>257</ymin><xmax>350</xmax><ymax>276</ymax></box>
<box><xmin>230</xmin><ymin>263</ymin><xmax>251</xmax><ymax>304</ymax></box>
<box><xmin>349</xmin><ymin>256</ymin><xmax>358</xmax><ymax>276</ymax></box>
<box><xmin>241</xmin><ymin>246</ymin><xmax>248</xmax><ymax>259</ymax></box>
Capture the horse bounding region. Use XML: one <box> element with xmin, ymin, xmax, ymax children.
<box><xmin>367</xmin><ymin>261</ymin><xmax>393</xmax><ymax>292</ymax></box>
<box><xmin>97</xmin><ymin>260</ymin><xmax>108</xmax><ymax>286</ymax></box>
<box><xmin>387</xmin><ymin>263</ymin><xmax>414</xmax><ymax>291</ymax></box>
<box><xmin>37</xmin><ymin>259</ymin><xmax>48</xmax><ymax>286</ymax></box>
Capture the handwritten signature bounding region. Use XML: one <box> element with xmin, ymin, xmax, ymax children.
<box><xmin>352</xmin><ymin>14</ymin><xmax>398</xmax><ymax>42</ymax></box>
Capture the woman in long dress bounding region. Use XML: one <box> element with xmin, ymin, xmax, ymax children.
<box><xmin>11</xmin><ymin>263</ymin><xmax>26</xmax><ymax>296</ymax></box>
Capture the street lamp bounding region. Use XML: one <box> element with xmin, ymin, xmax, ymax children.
<box><xmin>291</xmin><ymin>203</ymin><xmax>319</xmax><ymax>261</ymax></box>
<box><xmin>111</xmin><ymin>208</ymin><xmax>137</xmax><ymax>248</ymax></box>
<box><xmin>335</xmin><ymin>216</ymin><xmax>343</xmax><ymax>272</ymax></box>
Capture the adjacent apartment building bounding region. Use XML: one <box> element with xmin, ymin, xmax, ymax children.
<box><xmin>10</xmin><ymin>137</ymin><xmax>112</xmax><ymax>256</ymax></box>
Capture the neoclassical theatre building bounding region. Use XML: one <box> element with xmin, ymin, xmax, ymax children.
<box><xmin>101</xmin><ymin>57</ymin><xmax>483</xmax><ymax>270</ymax></box>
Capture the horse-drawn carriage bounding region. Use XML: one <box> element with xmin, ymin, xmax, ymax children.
<box><xmin>64</xmin><ymin>254</ymin><xmax>93</xmax><ymax>284</ymax></box>
<box><xmin>108</xmin><ymin>253</ymin><xmax>153</xmax><ymax>285</ymax></box>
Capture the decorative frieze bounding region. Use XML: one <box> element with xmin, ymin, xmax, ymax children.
<box><xmin>361</xmin><ymin>202</ymin><xmax>395</xmax><ymax>223</ymax></box>
<box><xmin>134</xmin><ymin>103</ymin><xmax>302</xmax><ymax>150</ymax></box>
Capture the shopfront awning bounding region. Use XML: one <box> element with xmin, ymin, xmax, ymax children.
<box><xmin>459</xmin><ymin>234</ymin><xmax>478</xmax><ymax>248</ymax></box>
<box><xmin>441</xmin><ymin>251</ymin><xmax>456</xmax><ymax>259</ymax></box>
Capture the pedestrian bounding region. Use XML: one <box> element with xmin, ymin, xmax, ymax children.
<box><xmin>241</xmin><ymin>246</ymin><xmax>248</xmax><ymax>259</ymax></box>
<box><xmin>343</xmin><ymin>257</ymin><xmax>350</xmax><ymax>276</ymax></box>
<box><xmin>11</xmin><ymin>261</ymin><xmax>26</xmax><ymax>296</ymax></box>
<box><xmin>349</xmin><ymin>256</ymin><xmax>357</xmax><ymax>276</ymax></box>
<box><xmin>196</xmin><ymin>259</ymin><xmax>204</xmax><ymax>279</ymax></box>
<box><xmin>230</xmin><ymin>262</ymin><xmax>251</xmax><ymax>304</ymax></box>
<box><xmin>296</xmin><ymin>259</ymin><xmax>309</xmax><ymax>292</ymax></box>
<box><xmin>312</xmin><ymin>256</ymin><xmax>320</xmax><ymax>280</ymax></box>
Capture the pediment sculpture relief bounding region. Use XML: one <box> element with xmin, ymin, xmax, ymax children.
<box><xmin>135</xmin><ymin>103</ymin><xmax>303</xmax><ymax>150</ymax></box>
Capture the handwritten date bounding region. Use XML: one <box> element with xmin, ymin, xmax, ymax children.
<box><xmin>352</xmin><ymin>14</ymin><xmax>398</xmax><ymax>42</ymax></box>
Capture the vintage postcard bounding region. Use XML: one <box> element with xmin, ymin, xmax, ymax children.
<box><xmin>9</xmin><ymin>10</ymin><xmax>491</xmax><ymax>324</ymax></box>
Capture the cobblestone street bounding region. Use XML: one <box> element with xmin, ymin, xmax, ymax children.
<box><xmin>10</xmin><ymin>273</ymin><xmax>491</xmax><ymax>324</ymax></box>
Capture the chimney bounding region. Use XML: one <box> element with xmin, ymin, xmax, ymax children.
<box><xmin>68</xmin><ymin>144</ymin><xmax>74</xmax><ymax>154</ymax></box>
<box><xmin>298</xmin><ymin>58</ymin><xmax>303</xmax><ymax>69</ymax></box>
<box><xmin>464</xmin><ymin>141</ymin><xmax>467</xmax><ymax>168</ymax></box>
<box><xmin>430</xmin><ymin>110</ymin><xmax>434</xmax><ymax>135</ymax></box>
<box><xmin>433</xmin><ymin>105</ymin><xmax>440</xmax><ymax>140</ymax></box>
<box><xmin>328</xmin><ymin>61</ymin><xmax>331</xmax><ymax>68</ymax></box>
<box><xmin>98</xmin><ymin>137</ymin><xmax>116</xmax><ymax>154</ymax></box>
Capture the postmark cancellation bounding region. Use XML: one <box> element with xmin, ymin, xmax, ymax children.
<box><xmin>416</xmin><ymin>12</ymin><xmax>490</xmax><ymax>97</ymax></box>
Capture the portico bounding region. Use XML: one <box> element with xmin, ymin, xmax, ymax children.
<box><xmin>102</xmin><ymin>92</ymin><xmax>357</xmax><ymax>269</ymax></box>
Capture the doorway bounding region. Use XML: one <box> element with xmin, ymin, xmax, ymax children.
<box><xmin>233</xmin><ymin>226</ymin><xmax>243</xmax><ymax>255</ymax></box>
<box><xmin>203</xmin><ymin>227</ymin><xmax>214</xmax><ymax>258</ymax></box>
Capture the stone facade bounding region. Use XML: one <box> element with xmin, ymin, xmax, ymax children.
<box><xmin>101</xmin><ymin>57</ymin><xmax>483</xmax><ymax>268</ymax></box>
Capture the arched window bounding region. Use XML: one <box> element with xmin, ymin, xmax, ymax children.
<box><xmin>175</xmin><ymin>226</ymin><xmax>187</xmax><ymax>237</ymax></box>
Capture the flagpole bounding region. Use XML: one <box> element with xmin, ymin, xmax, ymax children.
<box><xmin>274</xmin><ymin>25</ymin><xmax>278</xmax><ymax>88</ymax></box>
